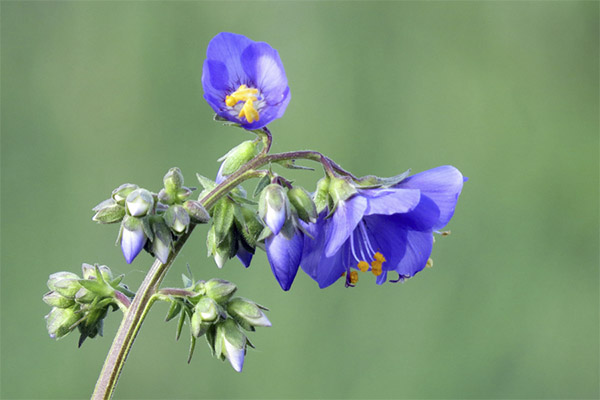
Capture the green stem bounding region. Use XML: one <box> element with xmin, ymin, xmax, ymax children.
<box><xmin>91</xmin><ymin>146</ymin><xmax>346</xmax><ymax>399</ymax></box>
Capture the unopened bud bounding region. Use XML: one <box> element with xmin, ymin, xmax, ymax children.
<box><xmin>47</xmin><ymin>272</ymin><xmax>80</xmax><ymax>291</ymax></box>
<box><xmin>204</xmin><ymin>279</ymin><xmax>237</xmax><ymax>304</ymax></box>
<box><xmin>313</xmin><ymin>176</ymin><xmax>331</xmax><ymax>213</ymax></box>
<box><xmin>163</xmin><ymin>205</ymin><xmax>190</xmax><ymax>235</ymax></box>
<box><xmin>183</xmin><ymin>200</ymin><xmax>210</xmax><ymax>224</ymax></box>
<box><xmin>112</xmin><ymin>183</ymin><xmax>139</xmax><ymax>204</ymax></box>
<box><xmin>217</xmin><ymin>140</ymin><xmax>260</xmax><ymax>181</ymax></box>
<box><xmin>92</xmin><ymin>199</ymin><xmax>125</xmax><ymax>224</ymax></box>
<box><xmin>126</xmin><ymin>188</ymin><xmax>154</xmax><ymax>217</ymax></box>
<box><xmin>227</xmin><ymin>297</ymin><xmax>271</xmax><ymax>330</ymax></box>
<box><xmin>163</xmin><ymin>167</ymin><xmax>184</xmax><ymax>192</ymax></box>
<box><xmin>42</xmin><ymin>291</ymin><xmax>75</xmax><ymax>308</ymax></box>
<box><xmin>53</xmin><ymin>278</ymin><xmax>82</xmax><ymax>299</ymax></box>
<box><xmin>45</xmin><ymin>306</ymin><xmax>81</xmax><ymax>339</ymax></box>
<box><xmin>258</xmin><ymin>184</ymin><xmax>288</xmax><ymax>236</ymax></box>
<box><xmin>287</xmin><ymin>187</ymin><xmax>317</xmax><ymax>223</ymax></box>
<box><xmin>216</xmin><ymin>319</ymin><xmax>247</xmax><ymax>372</ymax></box>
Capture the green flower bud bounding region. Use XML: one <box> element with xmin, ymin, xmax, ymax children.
<box><xmin>258</xmin><ymin>184</ymin><xmax>288</xmax><ymax>236</ymax></box>
<box><xmin>218</xmin><ymin>140</ymin><xmax>260</xmax><ymax>178</ymax></box>
<box><xmin>112</xmin><ymin>183</ymin><xmax>139</xmax><ymax>205</ymax></box>
<box><xmin>42</xmin><ymin>291</ymin><xmax>75</xmax><ymax>308</ymax></box>
<box><xmin>191</xmin><ymin>312</ymin><xmax>212</xmax><ymax>338</ymax></box>
<box><xmin>150</xmin><ymin>218</ymin><xmax>172</xmax><ymax>264</ymax></box>
<box><xmin>204</xmin><ymin>279</ymin><xmax>237</xmax><ymax>304</ymax></box>
<box><xmin>227</xmin><ymin>297</ymin><xmax>271</xmax><ymax>330</ymax></box>
<box><xmin>126</xmin><ymin>188</ymin><xmax>154</xmax><ymax>217</ymax></box>
<box><xmin>195</xmin><ymin>296</ymin><xmax>220</xmax><ymax>322</ymax></box>
<box><xmin>47</xmin><ymin>272</ymin><xmax>80</xmax><ymax>291</ymax></box>
<box><xmin>74</xmin><ymin>287</ymin><xmax>96</xmax><ymax>304</ymax></box>
<box><xmin>45</xmin><ymin>306</ymin><xmax>82</xmax><ymax>339</ymax></box>
<box><xmin>92</xmin><ymin>199</ymin><xmax>125</xmax><ymax>224</ymax></box>
<box><xmin>163</xmin><ymin>167</ymin><xmax>184</xmax><ymax>192</ymax></box>
<box><xmin>183</xmin><ymin>200</ymin><xmax>210</xmax><ymax>224</ymax></box>
<box><xmin>157</xmin><ymin>188</ymin><xmax>174</xmax><ymax>205</ymax></box>
<box><xmin>176</xmin><ymin>187</ymin><xmax>193</xmax><ymax>202</ymax></box>
<box><xmin>53</xmin><ymin>278</ymin><xmax>82</xmax><ymax>299</ymax></box>
<box><xmin>163</xmin><ymin>205</ymin><xmax>190</xmax><ymax>235</ymax></box>
<box><xmin>215</xmin><ymin>319</ymin><xmax>248</xmax><ymax>372</ymax></box>
<box><xmin>313</xmin><ymin>176</ymin><xmax>331</xmax><ymax>213</ymax></box>
<box><xmin>287</xmin><ymin>187</ymin><xmax>317</xmax><ymax>223</ymax></box>
<box><xmin>81</xmin><ymin>263</ymin><xmax>113</xmax><ymax>281</ymax></box>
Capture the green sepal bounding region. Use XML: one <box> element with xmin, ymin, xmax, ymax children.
<box><xmin>205</xmin><ymin>324</ymin><xmax>217</xmax><ymax>356</ymax></box>
<box><xmin>355</xmin><ymin>168</ymin><xmax>412</xmax><ymax>188</ymax></box>
<box><xmin>47</xmin><ymin>272</ymin><xmax>80</xmax><ymax>291</ymax></box>
<box><xmin>313</xmin><ymin>176</ymin><xmax>331</xmax><ymax>214</ymax></box>
<box><xmin>256</xmin><ymin>226</ymin><xmax>272</xmax><ymax>242</ymax></box>
<box><xmin>253</xmin><ymin>174</ymin><xmax>271</xmax><ymax>198</ymax></box>
<box><xmin>212</xmin><ymin>199</ymin><xmax>235</xmax><ymax>245</ymax></box>
<box><xmin>53</xmin><ymin>279</ymin><xmax>82</xmax><ymax>299</ymax></box>
<box><xmin>218</xmin><ymin>140</ymin><xmax>260</xmax><ymax>176</ymax></box>
<box><xmin>175</xmin><ymin>306</ymin><xmax>187</xmax><ymax>341</ymax></box>
<box><xmin>204</xmin><ymin>279</ymin><xmax>237</xmax><ymax>305</ymax></box>
<box><xmin>163</xmin><ymin>167</ymin><xmax>184</xmax><ymax>192</ymax></box>
<box><xmin>163</xmin><ymin>205</ymin><xmax>190</xmax><ymax>235</ymax></box>
<box><xmin>92</xmin><ymin>200</ymin><xmax>125</xmax><ymax>224</ymax></box>
<box><xmin>187</xmin><ymin>335</ymin><xmax>197</xmax><ymax>364</ymax></box>
<box><xmin>229</xmin><ymin>193</ymin><xmax>257</xmax><ymax>206</ymax></box>
<box><xmin>213</xmin><ymin>113</ymin><xmax>241</xmax><ymax>127</ymax></box>
<box><xmin>111</xmin><ymin>183</ymin><xmax>139</xmax><ymax>205</ymax></box>
<box><xmin>196</xmin><ymin>173</ymin><xmax>217</xmax><ymax>192</ymax></box>
<box><xmin>78</xmin><ymin>279</ymin><xmax>115</xmax><ymax>298</ymax></box>
<box><xmin>234</xmin><ymin>206</ymin><xmax>263</xmax><ymax>249</ymax></box>
<box><xmin>43</xmin><ymin>291</ymin><xmax>75</xmax><ymax>308</ymax></box>
<box><xmin>288</xmin><ymin>187</ymin><xmax>317</xmax><ymax>223</ymax></box>
<box><xmin>183</xmin><ymin>200</ymin><xmax>210</xmax><ymax>224</ymax></box>
<box><xmin>328</xmin><ymin>176</ymin><xmax>357</xmax><ymax>205</ymax></box>
<box><xmin>182</xmin><ymin>273</ymin><xmax>193</xmax><ymax>289</ymax></box>
<box><xmin>165</xmin><ymin>300</ymin><xmax>182</xmax><ymax>322</ymax></box>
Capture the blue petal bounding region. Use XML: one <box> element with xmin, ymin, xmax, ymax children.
<box><xmin>205</xmin><ymin>32</ymin><xmax>252</xmax><ymax>83</ymax></box>
<box><xmin>241</xmin><ymin>43</ymin><xmax>289</xmax><ymax>101</ymax></box>
<box><xmin>360</xmin><ymin>214</ymin><xmax>408</xmax><ymax>270</ymax></box>
<box><xmin>362</xmin><ymin>188</ymin><xmax>421</xmax><ymax>216</ymax></box>
<box><xmin>393</xmin><ymin>229</ymin><xmax>433</xmax><ymax>277</ymax></box>
<box><xmin>121</xmin><ymin>228</ymin><xmax>146</xmax><ymax>264</ymax></box>
<box><xmin>266</xmin><ymin>231</ymin><xmax>303</xmax><ymax>291</ymax></box>
<box><xmin>236</xmin><ymin>245</ymin><xmax>253</xmax><ymax>268</ymax></box>
<box><xmin>300</xmin><ymin>216</ymin><xmax>346</xmax><ymax>288</ymax></box>
<box><xmin>324</xmin><ymin>195</ymin><xmax>367</xmax><ymax>257</ymax></box>
<box><xmin>395</xmin><ymin>165</ymin><xmax>464</xmax><ymax>230</ymax></box>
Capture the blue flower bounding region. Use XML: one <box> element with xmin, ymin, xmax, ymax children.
<box><xmin>265</xmin><ymin>229</ymin><xmax>303</xmax><ymax>291</ymax></box>
<box><xmin>301</xmin><ymin>166</ymin><xmax>465</xmax><ymax>288</ymax></box>
<box><xmin>202</xmin><ymin>32</ymin><xmax>290</xmax><ymax>130</ymax></box>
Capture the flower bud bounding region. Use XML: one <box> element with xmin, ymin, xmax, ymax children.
<box><xmin>190</xmin><ymin>312</ymin><xmax>212</xmax><ymax>338</ymax></box>
<box><xmin>176</xmin><ymin>187</ymin><xmax>193</xmax><ymax>202</ymax></box>
<box><xmin>81</xmin><ymin>263</ymin><xmax>113</xmax><ymax>281</ymax></box>
<box><xmin>163</xmin><ymin>167</ymin><xmax>184</xmax><ymax>192</ymax></box>
<box><xmin>42</xmin><ymin>291</ymin><xmax>75</xmax><ymax>308</ymax></box>
<box><xmin>183</xmin><ymin>200</ymin><xmax>210</xmax><ymax>224</ymax></box>
<box><xmin>125</xmin><ymin>188</ymin><xmax>154</xmax><ymax>217</ymax></box>
<box><xmin>53</xmin><ymin>278</ymin><xmax>82</xmax><ymax>299</ymax></box>
<box><xmin>313</xmin><ymin>176</ymin><xmax>331</xmax><ymax>213</ymax></box>
<box><xmin>195</xmin><ymin>296</ymin><xmax>219</xmax><ymax>322</ymax></box>
<box><xmin>74</xmin><ymin>287</ymin><xmax>96</xmax><ymax>304</ymax></box>
<box><xmin>258</xmin><ymin>184</ymin><xmax>288</xmax><ymax>235</ymax></box>
<box><xmin>121</xmin><ymin>216</ymin><xmax>147</xmax><ymax>264</ymax></box>
<box><xmin>157</xmin><ymin>188</ymin><xmax>174</xmax><ymax>205</ymax></box>
<box><xmin>163</xmin><ymin>205</ymin><xmax>190</xmax><ymax>235</ymax></box>
<box><xmin>287</xmin><ymin>187</ymin><xmax>317</xmax><ymax>223</ymax></box>
<box><xmin>92</xmin><ymin>199</ymin><xmax>125</xmax><ymax>224</ymax></box>
<box><xmin>150</xmin><ymin>218</ymin><xmax>172</xmax><ymax>264</ymax></box>
<box><xmin>217</xmin><ymin>140</ymin><xmax>260</xmax><ymax>181</ymax></box>
<box><xmin>47</xmin><ymin>272</ymin><xmax>80</xmax><ymax>291</ymax></box>
<box><xmin>204</xmin><ymin>279</ymin><xmax>237</xmax><ymax>304</ymax></box>
<box><xmin>227</xmin><ymin>297</ymin><xmax>271</xmax><ymax>330</ymax></box>
<box><xmin>112</xmin><ymin>183</ymin><xmax>139</xmax><ymax>204</ymax></box>
<box><xmin>216</xmin><ymin>319</ymin><xmax>248</xmax><ymax>372</ymax></box>
<box><xmin>45</xmin><ymin>306</ymin><xmax>82</xmax><ymax>339</ymax></box>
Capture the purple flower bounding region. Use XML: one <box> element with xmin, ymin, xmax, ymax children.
<box><xmin>202</xmin><ymin>32</ymin><xmax>290</xmax><ymax>130</ymax></box>
<box><xmin>265</xmin><ymin>230</ymin><xmax>303</xmax><ymax>291</ymax></box>
<box><xmin>301</xmin><ymin>166</ymin><xmax>465</xmax><ymax>288</ymax></box>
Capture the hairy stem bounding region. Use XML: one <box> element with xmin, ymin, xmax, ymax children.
<box><xmin>92</xmin><ymin>145</ymin><xmax>345</xmax><ymax>399</ymax></box>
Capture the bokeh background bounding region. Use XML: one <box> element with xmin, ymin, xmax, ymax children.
<box><xmin>1</xmin><ymin>1</ymin><xmax>598</xmax><ymax>399</ymax></box>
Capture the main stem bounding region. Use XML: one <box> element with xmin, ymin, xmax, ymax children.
<box><xmin>92</xmin><ymin>144</ymin><xmax>341</xmax><ymax>399</ymax></box>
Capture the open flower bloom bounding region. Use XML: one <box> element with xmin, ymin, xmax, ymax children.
<box><xmin>202</xmin><ymin>32</ymin><xmax>290</xmax><ymax>130</ymax></box>
<box><xmin>301</xmin><ymin>166</ymin><xmax>465</xmax><ymax>288</ymax></box>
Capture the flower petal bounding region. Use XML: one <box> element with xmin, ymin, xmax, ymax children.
<box><xmin>324</xmin><ymin>195</ymin><xmax>368</xmax><ymax>257</ymax></box>
<box><xmin>241</xmin><ymin>43</ymin><xmax>289</xmax><ymax>103</ymax></box>
<box><xmin>265</xmin><ymin>231</ymin><xmax>303</xmax><ymax>291</ymax></box>
<box><xmin>121</xmin><ymin>228</ymin><xmax>146</xmax><ymax>264</ymax></box>
<box><xmin>206</xmin><ymin>32</ymin><xmax>252</xmax><ymax>83</ymax></box>
<box><xmin>394</xmin><ymin>229</ymin><xmax>433</xmax><ymax>277</ymax></box>
<box><xmin>396</xmin><ymin>165</ymin><xmax>464</xmax><ymax>230</ymax></box>
<box><xmin>362</xmin><ymin>188</ymin><xmax>421</xmax><ymax>216</ymax></box>
<box><xmin>301</xmin><ymin>216</ymin><xmax>346</xmax><ymax>288</ymax></box>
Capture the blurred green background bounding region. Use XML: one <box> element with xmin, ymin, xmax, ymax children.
<box><xmin>1</xmin><ymin>1</ymin><xmax>598</xmax><ymax>399</ymax></box>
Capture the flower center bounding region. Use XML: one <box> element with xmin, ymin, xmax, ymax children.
<box><xmin>225</xmin><ymin>84</ymin><xmax>260</xmax><ymax>123</ymax></box>
<box><xmin>350</xmin><ymin>221</ymin><xmax>386</xmax><ymax>278</ymax></box>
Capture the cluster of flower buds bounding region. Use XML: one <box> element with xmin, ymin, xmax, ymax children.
<box><xmin>43</xmin><ymin>264</ymin><xmax>133</xmax><ymax>346</ymax></box>
<box><xmin>92</xmin><ymin>168</ymin><xmax>210</xmax><ymax>264</ymax></box>
<box><xmin>164</xmin><ymin>275</ymin><xmax>270</xmax><ymax>372</ymax></box>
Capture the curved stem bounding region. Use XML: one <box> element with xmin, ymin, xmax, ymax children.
<box><xmin>92</xmin><ymin>143</ymin><xmax>348</xmax><ymax>399</ymax></box>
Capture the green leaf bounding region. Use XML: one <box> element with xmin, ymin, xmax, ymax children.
<box><xmin>212</xmin><ymin>199</ymin><xmax>235</xmax><ymax>245</ymax></box>
<box><xmin>195</xmin><ymin>173</ymin><xmax>217</xmax><ymax>192</ymax></box>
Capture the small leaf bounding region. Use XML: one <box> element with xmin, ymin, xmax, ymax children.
<box><xmin>165</xmin><ymin>300</ymin><xmax>182</xmax><ymax>322</ymax></box>
<box><xmin>196</xmin><ymin>174</ymin><xmax>217</xmax><ymax>191</ymax></box>
<box><xmin>187</xmin><ymin>335</ymin><xmax>197</xmax><ymax>364</ymax></box>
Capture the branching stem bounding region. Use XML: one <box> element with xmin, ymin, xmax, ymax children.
<box><xmin>92</xmin><ymin>139</ymin><xmax>350</xmax><ymax>399</ymax></box>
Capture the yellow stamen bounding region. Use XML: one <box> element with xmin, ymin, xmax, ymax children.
<box><xmin>374</xmin><ymin>252</ymin><xmax>386</xmax><ymax>262</ymax></box>
<box><xmin>349</xmin><ymin>271</ymin><xmax>359</xmax><ymax>285</ymax></box>
<box><xmin>426</xmin><ymin>258</ymin><xmax>434</xmax><ymax>268</ymax></box>
<box><xmin>238</xmin><ymin>98</ymin><xmax>259</xmax><ymax>123</ymax></box>
<box><xmin>357</xmin><ymin>261</ymin><xmax>369</xmax><ymax>272</ymax></box>
<box><xmin>225</xmin><ymin>84</ymin><xmax>260</xmax><ymax>122</ymax></box>
<box><xmin>371</xmin><ymin>260</ymin><xmax>383</xmax><ymax>276</ymax></box>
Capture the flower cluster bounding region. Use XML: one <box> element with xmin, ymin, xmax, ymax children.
<box><xmin>43</xmin><ymin>264</ymin><xmax>133</xmax><ymax>345</ymax></box>
<box><xmin>201</xmin><ymin>32</ymin><xmax>466</xmax><ymax>290</ymax></box>
<box><xmin>92</xmin><ymin>168</ymin><xmax>210</xmax><ymax>264</ymax></box>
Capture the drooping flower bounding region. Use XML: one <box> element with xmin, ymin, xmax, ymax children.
<box><xmin>265</xmin><ymin>229</ymin><xmax>303</xmax><ymax>291</ymax></box>
<box><xmin>301</xmin><ymin>166</ymin><xmax>465</xmax><ymax>288</ymax></box>
<box><xmin>202</xmin><ymin>32</ymin><xmax>290</xmax><ymax>130</ymax></box>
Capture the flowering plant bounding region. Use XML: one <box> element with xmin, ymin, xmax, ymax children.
<box><xmin>42</xmin><ymin>32</ymin><xmax>465</xmax><ymax>400</ymax></box>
